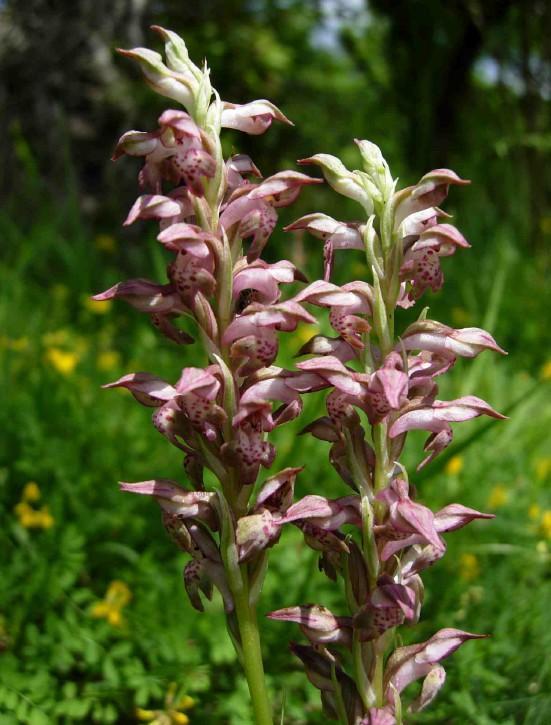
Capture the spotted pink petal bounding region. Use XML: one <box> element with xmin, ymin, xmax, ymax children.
<box><xmin>236</xmin><ymin>510</ymin><xmax>282</xmax><ymax>559</ymax></box>
<box><xmin>176</xmin><ymin>367</ymin><xmax>220</xmax><ymax>400</ymax></box>
<box><xmin>415</xmin><ymin>223</ymin><xmax>470</xmax><ymax>255</ymax></box>
<box><xmin>158</xmin><ymin>109</ymin><xmax>201</xmax><ymax>138</ymax></box>
<box><xmin>255</xmin><ymin>467</ymin><xmax>302</xmax><ymax>513</ymax></box>
<box><xmin>232</xmin><ymin>260</ymin><xmax>298</xmax><ymax>305</ymax></box>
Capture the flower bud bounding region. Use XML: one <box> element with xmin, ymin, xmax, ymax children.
<box><xmin>118</xmin><ymin>47</ymin><xmax>196</xmax><ymax>110</ymax></box>
<box><xmin>299</xmin><ymin>154</ymin><xmax>374</xmax><ymax>213</ymax></box>
<box><xmin>355</xmin><ymin>139</ymin><xmax>394</xmax><ymax>200</ymax></box>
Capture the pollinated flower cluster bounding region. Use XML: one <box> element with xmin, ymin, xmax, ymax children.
<box><xmin>96</xmin><ymin>28</ymin><xmax>506</xmax><ymax>725</ymax></box>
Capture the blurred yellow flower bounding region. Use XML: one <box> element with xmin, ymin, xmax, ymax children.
<box><xmin>487</xmin><ymin>484</ymin><xmax>509</xmax><ymax>509</ymax></box>
<box><xmin>91</xmin><ymin>580</ymin><xmax>132</xmax><ymax>627</ymax></box>
<box><xmin>22</xmin><ymin>481</ymin><xmax>41</xmax><ymax>502</ymax></box>
<box><xmin>97</xmin><ymin>350</ymin><xmax>121</xmax><ymax>371</ymax></box>
<box><xmin>528</xmin><ymin>503</ymin><xmax>541</xmax><ymax>521</ymax></box>
<box><xmin>451</xmin><ymin>306</ymin><xmax>470</xmax><ymax>326</ymax></box>
<box><xmin>540</xmin><ymin>360</ymin><xmax>551</xmax><ymax>381</ymax></box>
<box><xmin>15</xmin><ymin>501</ymin><xmax>54</xmax><ymax>529</ymax></box>
<box><xmin>14</xmin><ymin>482</ymin><xmax>54</xmax><ymax>529</ymax></box>
<box><xmin>459</xmin><ymin>552</ymin><xmax>480</xmax><ymax>581</ymax></box>
<box><xmin>535</xmin><ymin>457</ymin><xmax>551</xmax><ymax>481</ymax></box>
<box><xmin>445</xmin><ymin>455</ymin><xmax>463</xmax><ymax>476</ymax></box>
<box><xmin>95</xmin><ymin>233</ymin><xmax>117</xmax><ymax>253</ymax></box>
<box><xmin>136</xmin><ymin>684</ymin><xmax>195</xmax><ymax>724</ymax></box>
<box><xmin>540</xmin><ymin>511</ymin><xmax>551</xmax><ymax>539</ymax></box>
<box><xmin>83</xmin><ymin>296</ymin><xmax>112</xmax><ymax>314</ymax></box>
<box><xmin>45</xmin><ymin>347</ymin><xmax>80</xmax><ymax>374</ymax></box>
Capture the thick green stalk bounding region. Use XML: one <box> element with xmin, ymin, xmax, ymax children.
<box><xmin>233</xmin><ymin>584</ymin><xmax>274</xmax><ymax>725</ymax></box>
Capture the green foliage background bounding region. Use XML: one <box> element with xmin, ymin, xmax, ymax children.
<box><xmin>0</xmin><ymin>1</ymin><xmax>550</xmax><ymax>723</ymax></box>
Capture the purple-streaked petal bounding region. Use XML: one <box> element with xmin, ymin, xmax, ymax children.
<box><xmin>385</xmin><ymin>628</ymin><xmax>486</xmax><ymax>697</ymax></box>
<box><xmin>390</xmin><ymin>396</ymin><xmax>506</xmax><ymax>437</ymax></box>
<box><xmin>102</xmin><ymin>372</ymin><xmax>177</xmax><ymax>406</ymax></box>
<box><xmin>255</xmin><ymin>467</ymin><xmax>302</xmax><ymax>513</ymax></box>
<box><xmin>92</xmin><ymin>279</ymin><xmax>180</xmax><ymax>313</ymax></box>
<box><xmin>434</xmin><ymin>503</ymin><xmax>494</xmax><ymax>532</ymax></box>
<box><xmin>267</xmin><ymin>605</ymin><xmax>352</xmax><ymax>645</ymax></box>
<box><xmin>124</xmin><ymin>194</ymin><xmax>182</xmax><ymax>225</ymax></box>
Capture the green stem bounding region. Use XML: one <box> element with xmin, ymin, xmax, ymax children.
<box><xmin>373</xmin><ymin>421</ymin><xmax>390</xmax><ymax>496</ymax></box>
<box><xmin>373</xmin><ymin>649</ymin><xmax>385</xmax><ymax>707</ymax></box>
<box><xmin>234</xmin><ymin>583</ymin><xmax>274</xmax><ymax>725</ymax></box>
<box><xmin>352</xmin><ymin>631</ymin><xmax>377</xmax><ymax>710</ymax></box>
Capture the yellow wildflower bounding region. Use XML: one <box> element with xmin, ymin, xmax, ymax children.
<box><xmin>445</xmin><ymin>455</ymin><xmax>463</xmax><ymax>476</ymax></box>
<box><xmin>22</xmin><ymin>481</ymin><xmax>41</xmax><ymax>502</ymax></box>
<box><xmin>36</xmin><ymin>508</ymin><xmax>54</xmax><ymax>529</ymax></box>
<box><xmin>136</xmin><ymin>685</ymin><xmax>195</xmax><ymax>724</ymax></box>
<box><xmin>97</xmin><ymin>350</ymin><xmax>121</xmax><ymax>371</ymax></box>
<box><xmin>15</xmin><ymin>483</ymin><xmax>54</xmax><ymax>528</ymax></box>
<box><xmin>540</xmin><ymin>360</ymin><xmax>551</xmax><ymax>381</ymax></box>
<box><xmin>535</xmin><ymin>457</ymin><xmax>551</xmax><ymax>481</ymax></box>
<box><xmin>136</xmin><ymin>710</ymin><xmax>158</xmax><ymax>722</ymax></box>
<box><xmin>451</xmin><ymin>307</ymin><xmax>470</xmax><ymax>326</ymax></box>
<box><xmin>91</xmin><ymin>580</ymin><xmax>132</xmax><ymax>627</ymax></box>
<box><xmin>528</xmin><ymin>503</ymin><xmax>541</xmax><ymax>521</ymax></box>
<box><xmin>15</xmin><ymin>501</ymin><xmax>54</xmax><ymax>529</ymax></box>
<box><xmin>45</xmin><ymin>347</ymin><xmax>79</xmax><ymax>374</ymax></box>
<box><xmin>83</xmin><ymin>296</ymin><xmax>112</xmax><ymax>314</ymax></box>
<box><xmin>95</xmin><ymin>234</ymin><xmax>117</xmax><ymax>253</ymax></box>
<box><xmin>540</xmin><ymin>511</ymin><xmax>551</xmax><ymax>539</ymax></box>
<box><xmin>459</xmin><ymin>552</ymin><xmax>480</xmax><ymax>581</ymax></box>
<box><xmin>486</xmin><ymin>484</ymin><xmax>509</xmax><ymax>509</ymax></box>
<box><xmin>176</xmin><ymin>697</ymin><xmax>195</xmax><ymax>711</ymax></box>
